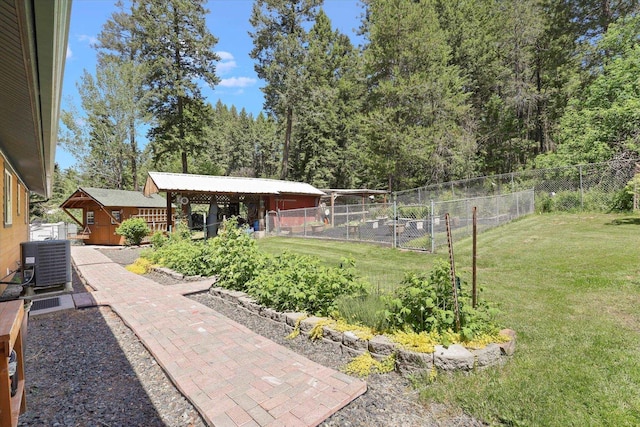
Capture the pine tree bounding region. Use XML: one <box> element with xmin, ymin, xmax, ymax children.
<box><xmin>96</xmin><ymin>0</ymin><xmax>148</xmax><ymax>189</ymax></box>
<box><xmin>133</xmin><ymin>0</ymin><xmax>220</xmax><ymax>174</ymax></box>
<box><xmin>249</xmin><ymin>0</ymin><xmax>322</xmax><ymax>180</ymax></box>
<box><xmin>291</xmin><ymin>9</ymin><xmax>362</xmax><ymax>188</ymax></box>
<box><xmin>361</xmin><ymin>0</ymin><xmax>475</xmax><ymax>191</ymax></box>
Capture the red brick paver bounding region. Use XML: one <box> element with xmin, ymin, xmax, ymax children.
<box><xmin>71</xmin><ymin>246</ymin><xmax>366</xmax><ymax>426</ymax></box>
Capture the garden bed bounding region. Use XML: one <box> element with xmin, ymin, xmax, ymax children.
<box><xmin>208</xmin><ymin>286</ymin><xmax>516</xmax><ymax>375</ymax></box>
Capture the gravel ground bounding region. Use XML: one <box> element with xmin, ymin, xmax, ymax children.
<box><xmin>16</xmin><ymin>246</ymin><xmax>483</xmax><ymax>426</ymax></box>
<box><xmin>17</xmin><ymin>261</ymin><xmax>206</xmax><ymax>427</ymax></box>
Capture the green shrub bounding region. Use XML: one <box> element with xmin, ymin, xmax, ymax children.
<box><xmin>168</xmin><ymin>221</ymin><xmax>192</xmax><ymax>242</ymax></box>
<box><xmin>382</xmin><ymin>259</ymin><xmax>499</xmax><ymax>341</ymax></box>
<box><xmin>246</xmin><ymin>253</ymin><xmax>367</xmax><ymax>317</ymax></box>
<box><xmin>609</xmin><ymin>185</ymin><xmax>634</xmax><ymax>212</ymax></box>
<box><xmin>207</xmin><ymin>218</ymin><xmax>263</xmax><ymax>290</ymax></box>
<box><xmin>115</xmin><ymin>218</ymin><xmax>151</xmax><ymax>246</ymax></box>
<box><xmin>150</xmin><ymin>231</ymin><xmax>167</xmax><ymax>248</ymax></box>
<box><xmin>152</xmin><ymin>240</ymin><xmax>207</xmax><ymax>276</ymax></box>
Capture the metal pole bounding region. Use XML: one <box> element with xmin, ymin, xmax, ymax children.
<box><xmin>304</xmin><ymin>207</ymin><xmax>307</xmax><ymax>237</ymax></box>
<box><xmin>445</xmin><ymin>213</ymin><xmax>461</xmax><ymax>331</ymax></box>
<box><xmin>393</xmin><ymin>197</ymin><xmax>397</xmax><ymax>248</ymax></box>
<box><xmin>579</xmin><ymin>165</ymin><xmax>584</xmax><ymax>210</ymax></box>
<box><xmin>472</xmin><ymin>206</ymin><xmax>477</xmax><ymax>308</ymax></box>
<box><xmin>346</xmin><ymin>204</ymin><xmax>350</xmax><ymax>240</ymax></box>
<box><xmin>430</xmin><ymin>199</ymin><xmax>435</xmax><ymax>253</ymax></box>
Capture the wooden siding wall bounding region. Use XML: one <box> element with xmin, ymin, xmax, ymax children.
<box><xmin>83</xmin><ymin>205</ymin><xmax>175</xmax><ymax>245</ymax></box>
<box><xmin>266</xmin><ymin>195</ymin><xmax>319</xmax><ymax>212</ymax></box>
<box><xmin>83</xmin><ymin>205</ymin><xmax>139</xmax><ymax>245</ymax></box>
<box><xmin>0</xmin><ymin>156</ymin><xmax>29</xmax><ymax>293</ymax></box>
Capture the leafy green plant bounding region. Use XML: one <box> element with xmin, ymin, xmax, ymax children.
<box><xmin>207</xmin><ymin>218</ymin><xmax>263</xmax><ymax>290</ymax></box>
<box><xmin>152</xmin><ymin>240</ymin><xmax>208</xmax><ymax>276</ymax></box>
<box><xmin>382</xmin><ymin>260</ymin><xmax>499</xmax><ymax>341</ymax></box>
<box><xmin>115</xmin><ymin>217</ymin><xmax>151</xmax><ymax>246</ymax></box>
<box><xmin>246</xmin><ymin>253</ymin><xmax>367</xmax><ymax>316</ymax></box>
<box><xmin>149</xmin><ymin>231</ymin><xmax>167</xmax><ymax>248</ymax></box>
<box><xmin>397</xmin><ymin>205</ymin><xmax>429</xmax><ymax>219</ymax></box>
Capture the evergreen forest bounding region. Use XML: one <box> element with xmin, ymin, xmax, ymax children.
<box><xmin>55</xmin><ymin>0</ymin><xmax>640</xmax><ymax>201</ymax></box>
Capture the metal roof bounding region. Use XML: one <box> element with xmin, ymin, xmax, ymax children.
<box><xmin>61</xmin><ymin>187</ymin><xmax>169</xmax><ymax>209</ymax></box>
<box><xmin>321</xmin><ymin>189</ymin><xmax>389</xmax><ymax>196</ymax></box>
<box><xmin>145</xmin><ymin>172</ymin><xmax>325</xmax><ymax>197</ymax></box>
<box><xmin>0</xmin><ymin>0</ymin><xmax>72</xmax><ymax>197</ymax></box>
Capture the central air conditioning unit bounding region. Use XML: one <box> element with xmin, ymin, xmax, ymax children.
<box><xmin>20</xmin><ymin>240</ymin><xmax>72</xmax><ymax>296</ymax></box>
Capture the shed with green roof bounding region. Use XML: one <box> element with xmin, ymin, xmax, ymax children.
<box><xmin>60</xmin><ymin>187</ymin><xmax>175</xmax><ymax>245</ymax></box>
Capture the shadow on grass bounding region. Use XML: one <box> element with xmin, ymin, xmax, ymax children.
<box><xmin>606</xmin><ymin>217</ymin><xmax>640</xmax><ymax>226</ymax></box>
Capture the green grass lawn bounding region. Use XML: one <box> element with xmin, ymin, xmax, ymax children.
<box><xmin>258</xmin><ymin>213</ymin><xmax>640</xmax><ymax>426</ymax></box>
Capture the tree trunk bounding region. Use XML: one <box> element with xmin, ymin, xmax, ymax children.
<box><xmin>280</xmin><ymin>106</ymin><xmax>293</xmax><ymax>180</ymax></box>
<box><xmin>130</xmin><ymin>120</ymin><xmax>138</xmax><ymax>190</ymax></box>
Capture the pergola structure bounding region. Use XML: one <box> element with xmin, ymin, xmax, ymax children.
<box><xmin>320</xmin><ymin>189</ymin><xmax>389</xmax><ymax>226</ymax></box>
<box><xmin>143</xmin><ymin>172</ymin><xmax>325</xmax><ymax>233</ymax></box>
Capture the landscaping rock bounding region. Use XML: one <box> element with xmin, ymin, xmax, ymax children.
<box><xmin>209</xmin><ymin>287</ymin><xmax>224</xmax><ymax>296</ymax></box>
<box><xmin>341</xmin><ymin>345</ymin><xmax>366</xmax><ymax>358</ymax></box>
<box><xmin>498</xmin><ymin>329</ymin><xmax>517</xmax><ymax>356</ymax></box>
<box><xmin>220</xmin><ymin>289</ymin><xmax>247</xmax><ymax>303</ymax></box>
<box><xmin>342</xmin><ymin>331</ymin><xmax>369</xmax><ymax>350</ymax></box>
<box><xmin>238</xmin><ymin>296</ymin><xmax>257</xmax><ymax>308</ymax></box>
<box><xmin>370</xmin><ymin>352</ymin><xmax>392</xmax><ymax>362</ymax></box>
<box><xmin>156</xmin><ymin>267</ymin><xmax>184</xmax><ymax>280</ymax></box>
<box><xmin>284</xmin><ymin>312</ymin><xmax>307</xmax><ymax>327</ymax></box>
<box><xmin>322</xmin><ymin>326</ymin><xmax>343</xmax><ymax>343</ymax></box>
<box><xmin>396</xmin><ymin>349</ymin><xmax>433</xmax><ymax>374</ymax></box>
<box><xmin>471</xmin><ymin>344</ymin><xmax>501</xmax><ymax>368</ymax></box>
<box><xmin>300</xmin><ymin>316</ymin><xmax>323</xmax><ymax>332</ymax></box>
<box><xmin>434</xmin><ymin>344</ymin><xmax>475</xmax><ymax>371</ymax></box>
<box><xmin>368</xmin><ymin>335</ymin><xmax>396</xmax><ymax>356</ymax></box>
<box><xmin>320</xmin><ymin>338</ymin><xmax>342</xmax><ymax>352</ymax></box>
<box><xmin>261</xmin><ymin>307</ymin><xmax>284</xmax><ymax>322</ymax></box>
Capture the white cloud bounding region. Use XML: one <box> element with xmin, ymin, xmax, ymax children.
<box><xmin>217</xmin><ymin>51</ymin><xmax>234</xmax><ymax>61</ymax></box>
<box><xmin>216</xmin><ymin>51</ymin><xmax>237</xmax><ymax>75</ymax></box>
<box><xmin>66</xmin><ymin>46</ymin><xmax>73</xmax><ymax>59</ymax></box>
<box><xmin>78</xmin><ymin>34</ymin><xmax>98</xmax><ymax>46</ymax></box>
<box><xmin>219</xmin><ymin>77</ymin><xmax>257</xmax><ymax>88</ymax></box>
<box><xmin>217</xmin><ymin>60</ymin><xmax>237</xmax><ymax>75</ymax></box>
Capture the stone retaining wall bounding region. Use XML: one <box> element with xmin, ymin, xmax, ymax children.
<box><xmin>209</xmin><ymin>286</ymin><xmax>516</xmax><ymax>376</ymax></box>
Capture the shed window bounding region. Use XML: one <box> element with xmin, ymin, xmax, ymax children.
<box><xmin>111</xmin><ymin>210</ymin><xmax>121</xmax><ymax>224</ymax></box>
<box><xmin>4</xmin><ymin>170</ymin><xmax>12</xmax><ymax>226</ymax></box>
<box><xmin>87</xmin><ymin>211</ymin><xmax>94</xmax><ymax>225</ymax></box>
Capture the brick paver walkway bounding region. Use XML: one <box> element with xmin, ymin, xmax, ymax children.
<box><xmin>71</xmin><ymin>246</ymin><xmax>366</xmax><ymax>427</ymax></box>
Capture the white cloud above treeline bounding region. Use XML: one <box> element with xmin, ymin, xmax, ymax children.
<box><xmin>219</xmin><ymin>77</ymin><xmax>256</xmax><ymax>88</ymax></box>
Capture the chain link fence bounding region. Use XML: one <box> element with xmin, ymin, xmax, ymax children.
<box><xmin>396</xmin><ymin>159</ymin><xmax>637</xmax><ymax>212</ymax></box>
<box><xmin>267</xmin><ymin>189</ymin><xmax>534</xmax><ymax>252</ymax></box>
<box><xmin>268</xmin><ymin>160</ymin><xmax>636</xmax><ymax>251</ymax></box>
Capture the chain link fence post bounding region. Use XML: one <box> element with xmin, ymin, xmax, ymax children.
<box><xmin>393</xmin><ymin>196</ymin><xmax>397</xmax><ymax>248</ymax></box>
<box><xmin>579</xmin><ymin>165</ymin><xmax>584</xmax><ymax>210</ymax></box>
<box><xmin>430</xmin><ymin>199</ymin><xmax>435</xmax><ymax>253</ymax></box>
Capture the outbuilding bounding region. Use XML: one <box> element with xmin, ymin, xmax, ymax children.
<box><xmin>143</xmin><ymin>172</ymin><xmax>325</xmax><ymax>236</ymax></box>
<box><xmin>60</xmin><ymin>187</ymin><xmax>175</xmax><ymax>245</ymax></box>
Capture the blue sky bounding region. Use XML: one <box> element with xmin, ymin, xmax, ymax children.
<box><xmin>58</xmin><ymin>0</ymin><xmax>364</xmax><ymax>169</ymax></box>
